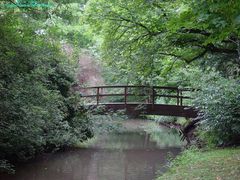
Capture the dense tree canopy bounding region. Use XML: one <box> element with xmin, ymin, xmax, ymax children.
<box><xmin>85</xmin><ymin>0</ymin><xmax>240</xmax><ymax>83</ymax></box>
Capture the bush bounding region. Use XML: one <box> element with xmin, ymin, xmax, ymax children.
<box><xmin>0</xmin><ymin>14</ymin><xmax>93</xmax><ymax>172</ymax></box>
<box><xmin>192</xmin><ymin>71</ymin><xmax>240</xmax><ymax>146</ymax></box>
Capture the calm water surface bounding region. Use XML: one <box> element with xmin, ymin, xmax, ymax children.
<box><xmin>1</xmin><ymin>130</ymin><xmax>182</xmax><ymax>180</ymax></box>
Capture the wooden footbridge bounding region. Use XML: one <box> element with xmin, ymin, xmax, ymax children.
<box><xmin>80</xmin><ymin>85</ymin><xmax>198</xmax><ymax>118</ymax></box>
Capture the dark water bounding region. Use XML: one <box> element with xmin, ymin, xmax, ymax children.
<box><xmin>1</xmin><ymin>131</ymin><xmax>181</xmax><ymax>180</ymax></box>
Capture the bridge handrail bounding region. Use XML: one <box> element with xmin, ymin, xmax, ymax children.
<box><xmin>79</xmin><ymin>85</ymin><xmax>192</xmax><ymax>91</ymax></box>
<box><xmin>81</xmin><ymin>94</ymin><xmax>192</xmax><ymax>99</ymax></box>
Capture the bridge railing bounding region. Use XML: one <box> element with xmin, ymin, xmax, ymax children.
<box><xmin>79</xmin><ymin>85</ymin><xmax>193</xmax><ymax>106</ymax></box>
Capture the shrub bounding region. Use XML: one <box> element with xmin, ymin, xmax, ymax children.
<box><xmin>0</xmin><ymin>14</ymin><xmax>93</xmax><ymax>173</ymax></box>
<box><xmin>192</xmin><ymin>71</ymin><xmax>240</xmax><ymax>146</ymax></box>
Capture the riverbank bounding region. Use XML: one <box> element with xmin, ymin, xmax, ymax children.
<box><xmin>157</xmin><ymin>147</ymin><xmax>240</xmax><ymax>180</ymax></box>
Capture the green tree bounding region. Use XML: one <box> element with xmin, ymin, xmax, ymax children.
<box><xmin>0</xmin><ymin>2</ymin><xmax>93</xmax><ymax>173</ymax></box>
<box><xmin>85</xmin><ymin>0</ymin><xmax>240</xmax><ymax>82</ymax></box>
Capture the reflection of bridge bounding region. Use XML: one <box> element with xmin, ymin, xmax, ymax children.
<box><xmin>80</xmin><ymin>85</ymin><xmax>198</xmax><ymax>118</ymax></box>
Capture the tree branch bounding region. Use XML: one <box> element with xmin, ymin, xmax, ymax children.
<box><xmin>187</xmin><ymin>49</ymin><xmax>208</xmax><ymax>63</ymax></box>
<box><xmin>157</xmin><ymin>52</ymin><xmax>187</xmax><ymax>60</ymax></box>
<box><xmin>180</xmin><ymin>28</ymin><xmax>211</xmax><ymax>36</ymax></box>
<box><xmin>117</xmin><ymin>16</ymin><xmax>152</xmax><ymax>34</ymax></box>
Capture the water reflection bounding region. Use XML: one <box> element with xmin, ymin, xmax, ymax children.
<box><xmin>1</xmin><ymin>132</ymin><xmax>181</xmax><ymax>180</ymax></box>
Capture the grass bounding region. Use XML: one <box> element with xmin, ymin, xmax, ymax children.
<box><xmin>157</xmin><ymin>147</ymin><xmax>240</xmax><ymax>180</ymax></box>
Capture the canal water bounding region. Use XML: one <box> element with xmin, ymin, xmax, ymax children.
<box><xmin>1</xmin><ymin>121</ymin><xmax>182</xmax><ymax>180</ymax></box>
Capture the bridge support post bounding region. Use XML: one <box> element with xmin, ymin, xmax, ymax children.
<box><xmin>177</xmin><ymin>88</ymin><xmax>179</xmax><ymax>106</ymax></box>
<box><xmin>151</xmin><ymin>87</ymin><xmax>155</xmax><ymax>106</ymax></box>
<box><xmin>124</xmin><ymin>86</ymin><xmax>127</xmax><ymax>107</ymax></box>
<box><xmin>180</xmin><ymin>90</ymin><xmax>183</xmax><ymax>106</ymax></box>
<box><xmin>97</xmin><ymin>87</ymin><xmax>100</xmax><ymax>105</ymax></box>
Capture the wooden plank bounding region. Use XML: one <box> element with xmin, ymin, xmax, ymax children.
<box><xmin>81</xmin><ymin>94</ymin><xmax>192</xmax><ymax>99</ymax></box>
<box><xmin>79</xmin><ymin>85</ymin><xmax>192</xmax><ymax>91</ymax></box>
<box><xmin>154</xmin><ymin>95</ymin><xmax>192</xmax><ymax>99</ymax></box>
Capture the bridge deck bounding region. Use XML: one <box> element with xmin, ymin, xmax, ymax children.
<box><xmin>86</xmin><ymin>103</ymin><xmax>197</xmax><ymax>118</ymax></box>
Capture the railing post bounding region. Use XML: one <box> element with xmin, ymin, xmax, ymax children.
<box><xmin>177</xmin><ymin>88</ymin><xmax>179</xmax><ymax>106</ymax></box>
<box><xmin>97</xmin><ymin>87</ymin><xmax>100</xmax><ymax>105</ymax></box>
<box><xmin>152</xmin><ymin>87</ymin><xmax>155</xmax><ymax>105</ymax></box>
<box><xmin>180</xmin><ymin>90</ymin><xmax>183</xmax><ymax>106</ymax></box>
<box><xmin>124</xmin><ymin>86</ymin><xmax>127</xmax><ymax>106</ymax></box>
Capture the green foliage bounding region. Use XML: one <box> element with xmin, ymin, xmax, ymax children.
<box><xmin>0</xmin><ymin>13</ymin><xmax>93</xmax><ymax>173</ymax></box>
<box><xmin>85</xmin><ymin>0</ymin><xmax>240</xmax><ymax>84</ymax></box>
<box><xmin>48</xmin><ymin>2</ymin><xmax>93</xmax><ymax>48</ymax></box>
<box><xmin>191</xmin><ymin>71</ymin><xmax>240</xmax><ymax>146</ymax></box>
<box><xmin>144</xmin><ymin>122</ymin><xmax>184</xmax><ymax>148</ymax></box>
<box><xmin>87</xmin><ymin>107</ymin><xmax>126</xmax><ymax>135</ymax></box>
<box><xmin>165</xmin><ymin>67</ymin><xmax>240</xmax><ymax>146</ymax></box>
